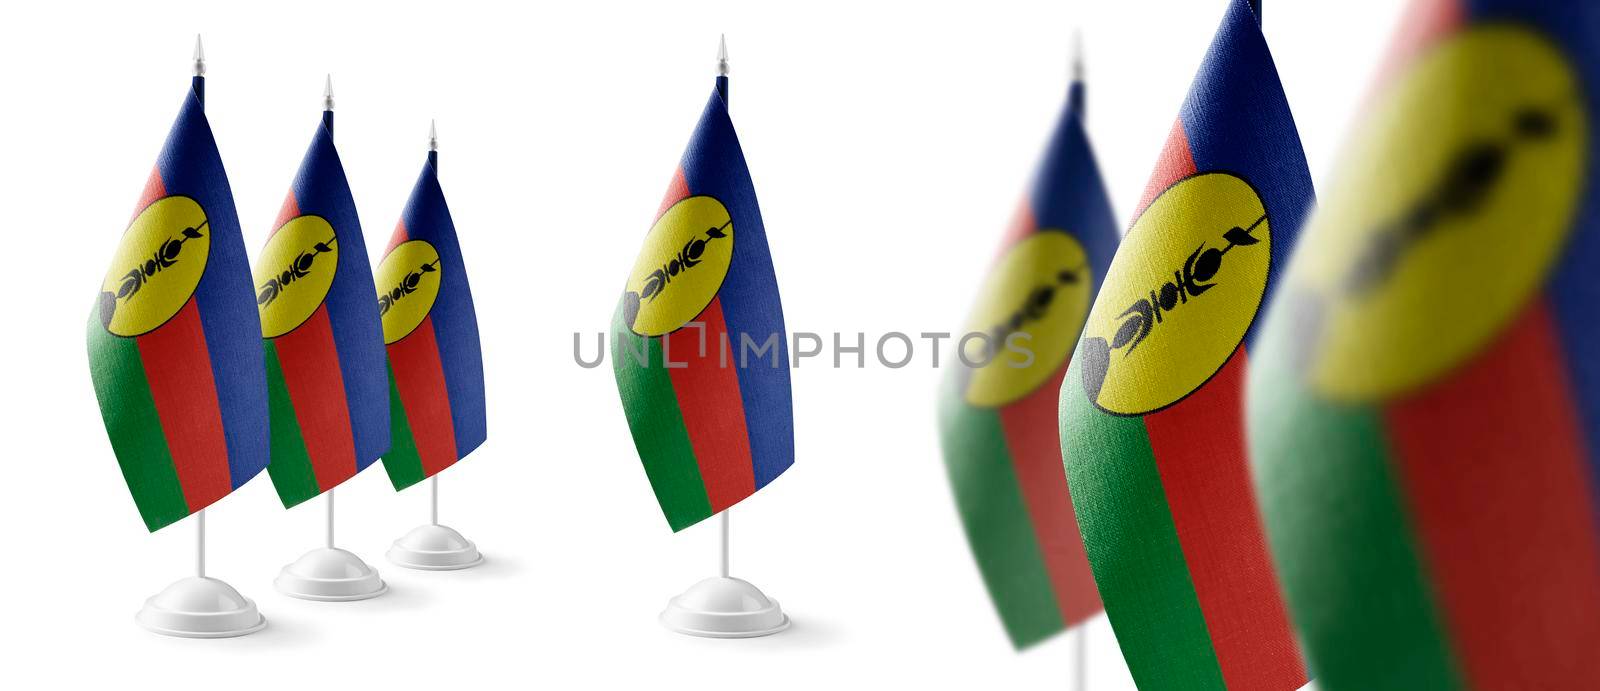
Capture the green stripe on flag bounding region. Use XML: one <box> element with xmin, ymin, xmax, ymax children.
<box><xmin>612</xmin><ymin>305</ymin><xmax>711</xmax><ymax>531</ymax></box>
<box><xmin>263</xmin><ymin>340</ymin><xmax>320</xmax><ymax>508</ymax></box>
<box><xmin>87</xmin><ymin>313</ymin><xmax>189</xmax><ymax>532</ymax></box>
<box><xmin>1249</xmin><ymin>319</ymin><xmax>1464</xmax><ymax>691</ymax></box>
<box><xmin>1061</xmin><ymin>357</ymin><xmax>1226</xmax><ymax>689</ymax></box>
<box><xmin>939</xmin><ymin>374</ymin><xmax>1063</xmax><ymax>648</ymax></box>
<box><xmin>382</xmin><ymin>360</ymin><xmax>427</xmax><ymax>491</ymax></box>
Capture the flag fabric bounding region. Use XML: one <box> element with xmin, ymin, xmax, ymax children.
<box><xmin>88</xmin><ymin>77</ymin><xmax>269</xmax><ymax>532</ymax></box>
<box><xmin>938</xmin><ymin>78</ymin><xmax>1118</xmax><ymax>649</ymax></box>
<box><xmin>612</xmin><ymin>77</ymin><xmax>793</xmax><ymax>532</ymax></box>
<box><xmin>377</xmin><ymin>149</ymin><xmax>486</xmax><ymax>490</ymax></box>
<box><xmin>255</xmin><ymin>114</ymin><xmax>389</xmax><ymax>508</ymax></box>
<box><xmin>1248</xmin><ymin>1</ymin><xmax>1600</xmax><ymax>688</ymax></box>
<box><xmin>1058</xmin><ymin>0</ymin><xmax>1313</xmax><ymax>688</ymax></box>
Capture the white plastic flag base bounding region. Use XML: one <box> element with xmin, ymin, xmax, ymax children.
<box><xmin>386</xmin><ymin>524</ymin><xmax>484</xmax><ymax>570</ymax></box>
<box><xmin>274</xmin><ymin>547</ymin><xmax>388</xmax><ymax>601</ymax></box>
<box><xmin>136</xmin><ymin>576</ymin><xmax>267</xmax><ymax>638</ymax></box>
<box><xmin>659</xmin><ymin>576</ymin><xmax>790</xmax><ymax>638</ymax></box>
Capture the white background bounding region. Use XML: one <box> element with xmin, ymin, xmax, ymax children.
<box><xmin>1</xmin><ymin>1</ymin><xmax>1404</xmax><ymax>688</ymax></box>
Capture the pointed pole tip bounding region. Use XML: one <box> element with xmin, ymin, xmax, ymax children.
<box><xmin>1072</xmin><ymin>29</ymin><xmax>1084</xmax><ymax>82</ymax></box>
<box><xmin>428</xmin><ymin>120</ymin><xmax>438</xmax><ymax>151</ymax></box>
<box><xmin>717</xmin><ymin>34</ymin><xmax>729</xmax><ymax>76</ymax></box>
<box><xmin>322</xmin><ymin>74</ymin><xmax>334</xmax><ymax>111</ymax></box>
<box><xmin>192</xmin><ymin>35</ymin><xmax>206</xmax><ymax>77</ymax></box>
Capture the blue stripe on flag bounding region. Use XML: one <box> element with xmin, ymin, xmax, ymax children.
<box><xmin>680</xmin><ymin>84</ymin><xmax>795</xmax><ymax>490</ymax></box>
<box><xmin>1028</xmin><ymin>87</ymin><xmax>1121</xmax><ymax>295</ymax></box>
<box><xmin>289</xmin><ymin>121</ymin><xmax>390</xmax><ymax>469</ymax></box>
<box><xmin>1177</xmin><ymin>0</ymin><xmax>1315</xmax><ymax>350</ymax></box>
<box><xmin>401</xmin><ymin>158</ymin><xmax>488</xmax><ymax>460</ymax></box>
<box><xmin>158</xmin><ymin>85</ymin><xmax>269</xmax><ymax>489</ymax></box>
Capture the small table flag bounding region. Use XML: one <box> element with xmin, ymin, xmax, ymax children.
<box><xmin>1249</xmin><ymin>0</ymin><xmax>1600</xmax><ymax>688</ymax></box>
<box><xmin>1058</xmin><ymin>0</ymin><xmax>1314</xmax><ymax>687</ymax></box>
<box><xmin>612</xmin><ymin>76</ymin><xmax>794</xmax><ymax>532</ymax></box>
<box><xmin>939</xmin><ymin>72</ymin><xmax>1119</xmax><ymax>649</ymax></box>
<box><xmin>377</xmin><ymin>143</ymin><xmax>487</xmax><ymax>491</ymax></box>
<box><xmin>255</xmin><ymin>112</ymin><xmax>389</xmax><ymax>509</ymax></box>
<box><xmin>88</xmin><ymin>76</ymin><xmax>270</xmax><ymax>532</ymax></box>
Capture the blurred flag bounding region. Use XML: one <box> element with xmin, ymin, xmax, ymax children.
<box><xmin>377</xmin><ymin>147</ymin><xmax>487</xmax><ymax>490</ymax></box>
<box><xmin>255</xmin><ymin>115</ymin><xmax>389</xmax><ymax>508</ymax></box>
<box><xmin>1249</xmin><ymin>1</ymin><xmax>1600</xmax><ymax>688</ymax></box>
<box><xmin>938</xmin><ymin>74</ymin><xmax>1119</xmax><ymax>649</ymax></box>
<box><xmin>612</xmin><ymin>77</ymin><xmax>793</xmax><ymax>532</ymax></box>
<box><xmin>88</xmin><ymin>76</ymin><xmax>269</xmax><ymax>532</ymax></box>
<box><xmin>1058</xmin><ymin>0</ymin><xmax>1313</xmax><ymax>687</ymax></box>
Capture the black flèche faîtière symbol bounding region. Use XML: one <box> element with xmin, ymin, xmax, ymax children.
<box><xmin>1078</xmin><ymin>216</ymin><xmax>1265</xmax><ymax>403</ymax></box>
<box><xmin>378</xmin><ymin>258</ymin><xmax>442</xmax><ymax>317</ymax></box>
<box><xmin>621</xmin><ymin>221</ymin><xmax>731</xmax><ymax>329</ymax></box>
<box><xmin>1342</xmin><ymin>103</ymin><xmax>1564</xmax><ymax>298</ymax></box>
<box><xmin>98</xmin><ymin>222</ymin><xmax>209</xmax><ymax>328</ymax></box>
<box><xmin>257</xmin><ymin>236</ymin><xmax>336</xmax><ymax>308</ymax></box>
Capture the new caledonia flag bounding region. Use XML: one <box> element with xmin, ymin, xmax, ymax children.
<box><xmin>1249</xmin><ymin>0</ymin><xmax>1600</xmax><ymax>688</ymax></box>
<box><xmin>612</xmin><ymin>75</ymin><xmax>794</xmax><ymax>532</ymax></box>
<box><xmin>938</xmin><ymin>72</ymin><xmax>1118</xmax><ymax>648</ymax></box>
<box><xmin>88</xmin><ymin>74</ymin><xmax>269</xmax><ymax>532</ymax></box>
<box><xmin>1059</xmin><ymin>0</ymin><xmax>1314</xmax><ymax>688</ymax></box>
<box><xmin>254</xmin><ymin>107</ymin><xmax>388</xmax><ymax>508</ymax></box>
<box><xmin>375</xmin><ymin>137</ymin><xmax>486</xmax><ymax>490</ymax></box>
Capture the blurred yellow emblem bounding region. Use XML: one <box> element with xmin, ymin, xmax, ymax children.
<box><xmin>621</xmin><ymin>195</ymin><xmax>735</xmax><ymax>337</ymax></box>
<box><xmin>1078</xmin><ymin>173</ymin><xmax>1271</xmax><ymax>416</ymax></box>
<box><xmin>1292</xmin><ymin>25</ymin><xmax>1585</xmax><ymax>401</ymax></box>
<box><xmin>961</xmin><ymin>231</ymin><xmax>1092</xmax><ymax>407</ymax></box>
<box><xmin>255</xmin><ymin>216</ymin><xmax>339</xmax><ymax>339</ymax></box>
<box><xmin>97</xmin><ymin>196</ymin><xmax>212</xmax><ymax>337</ymax></box>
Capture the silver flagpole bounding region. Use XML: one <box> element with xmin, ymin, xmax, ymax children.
<box><xmin>1072</xmin><ymin>627</ymin><xmax>1088</xmax><ymax>691</ymax></box>
<box><xmin>716</xmin><ymin>32</ymin><xmax>732</xmax><ymax>583</ymax></box>
<box><xmin>430</xmin><ymin>476</ymin><xmax>440</xmax><ymax>526</ymax></box>
<box><xmin>719</xmin><ymin>510</ymin><xmax>731</xmax><ymax>578</ymax></box>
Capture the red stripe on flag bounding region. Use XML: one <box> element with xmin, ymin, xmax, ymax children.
<box><xmin>666</xmin><ymin>298</ymin><xmax>757</xmax><ymax>513</ymax></box>
<box><xmin>273</xmin><ymin>305</ymin><xmax>359</xmax><ymax>491</ymax></box>
<box><xmin>658</xmin><ymin>168</ymin><xmax>690</xmax><ymax>218</ymax></box>
<box><xmin>996</xmin><ymin>201</ymin><xmax>1037</xmax><ymax>254</ymax></box>
<box><xmin>1135</xmin><ymin>120</ymin><xmax>1198</xmax><ymax>216</ymax></box>
<box><xmin>270</xmin><ymin>192</ymin><xmax>300</xmax><ymax>238</ymax></box>
<box><xmin>1143</xmin><ymin>349</ymin><xmax>1307</xmax><ymax>690</ymax></box>
<box><xmin>133</xmin><ymin>166</ymin><xmax>165</xmax><ymax>220</ymax></box>
<box><xmin>999</xmin><ymin>363</ymin><xmax>1102</xmax><ymax>626</ymax></box>
<box><xmin>1386</xmin><ymin>299</ymin><xmax>1600</xmax><ymax>689</ymax></box>
<box><xmin>1374</xmin><ymin>0</ymin><xmax>1464</xmax><ymax>92</ymax></box>
<box><xmin>385</xmin><ymin>219</ymin><xmax>410</xmax><ymax>255</ymax></box>
<box><xmin>388</xmin><ymin>316</ymin><xmax>460</xmax><ymax>477</ymax></box>
<box><xmin>137</xmin><ymin>299</ymin><xmax>233</xmax><ymax>511</ymax></box>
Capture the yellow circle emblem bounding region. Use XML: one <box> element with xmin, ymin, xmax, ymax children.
<box><xmin>961</xmin><ymin>231</ymin><xmax>1092</xmax><ymax>407</ymax></box>
<box><xmin>1291</xmin><ymin>25</ymin><xmax>1585</xmax><ymax>401</ymax></box>
<box><xmin>255</xmin><ymin>215</ymin><xmax>339</xmax><ymax>339</ymax></box>
<box><xmin>1078</xmin><ymin>173</ymin><xmax>1271</xmax><ymax>416</ymax></box>
<box><xmin>622</xmin><ymin>195</ymin><xmax>735</xmax><ymax>337</ymax></box>
<box><xmin>376</xmin><ymin>240</ymin><xmax>443</xmax><ymax>345</ymax></box>
<box><xmin>97</xmin><ymin>196</ymin><xmax>212</xmax><ymax>337</ymax></box>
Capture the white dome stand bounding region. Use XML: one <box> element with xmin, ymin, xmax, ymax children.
<box><xmin>388</xmin><ymin>524</ymin><xmax>483</xmax><ymax>570</ymax></box>
<box><xmin>275</xmin><ymin>489</ymin><xmax>387</xmax><ymax>601</ymax></box>
<box><xmin>137</xmin><ymin>510</ymin><xmax>267</xmax><ymax>638</ymax></box>
<box><xmin>387</xmin><ymin>476</ymin><xmax>483</xmax><ymax>570</ymax></box>
<box><xmin>660</xmin><ymin>509</ymin><xmax>790</xmax><ymax>638</ymax></box>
